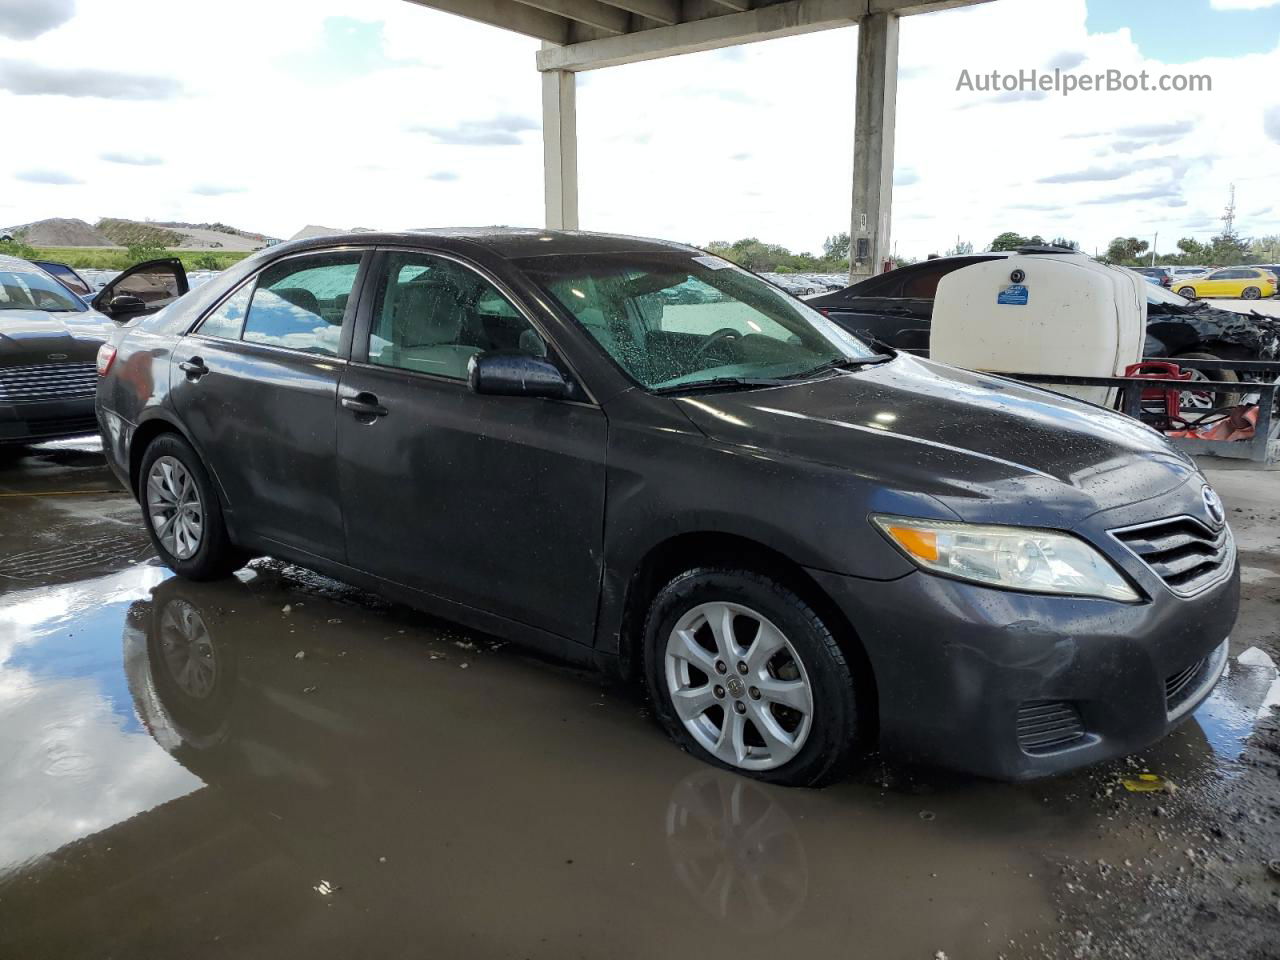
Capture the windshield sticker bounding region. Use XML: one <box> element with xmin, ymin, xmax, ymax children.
<box><xmin>997</xmin><ymin>284</ymin><xmax>1029</xmax><ymax>306</ymax></box>
<box><xmin>692</xmin><ymin>255</ymin><xmax>734</xmax><ymax>271</ymax></box>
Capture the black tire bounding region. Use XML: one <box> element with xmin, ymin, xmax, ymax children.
<box><xmin>1178</xmin><ymin>286</ymin><xmax>1198</xmax><ymax>299</ymax></box>
<box><xmin>643</xmin><ymin>567</ymin><xmax>861</xmax><ymax>788</ymax></box>
<box><xmin>138</xmin><ymin>433</ymin><xmax>246</xmax><ymax>580</ymax></box>
<box><xmin>1173</xmin><ymin>352</ymin><xmax>1242</xmax><ymax>411</ymax></box>
<box><xmin>1241</xmin><ymin>286</ymin><xmax>1261</xmax><ymax>300</ymax></box>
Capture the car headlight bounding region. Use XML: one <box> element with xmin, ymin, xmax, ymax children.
<box><xmin>872</xmin><ymin>516</ymin><xmax>1139</xmax><ymax>602</ymax></box>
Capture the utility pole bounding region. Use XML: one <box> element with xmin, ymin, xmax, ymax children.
<box><xmin>1151</xmin><ymin>232</ymin><xmax>1158</xmax><ymax>267</ymax></box>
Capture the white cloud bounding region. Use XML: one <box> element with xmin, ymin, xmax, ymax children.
<box><xmin>0</xmin><ymin>0</ymin><xmax>1274</xmax><ymax>258</ymax></box>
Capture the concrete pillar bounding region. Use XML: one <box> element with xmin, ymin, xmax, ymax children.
<box><xmin>542</xmin><ymin>68</ymin><xmax>579</xmax><ymax>230</ymax></box>
<box><xmin>849</xmin><ymin>12</ymin><xmax>899</xmax><ymax>280</ymax></box>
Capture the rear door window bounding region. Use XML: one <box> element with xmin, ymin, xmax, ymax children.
<box><xmin>241</xmin><ymin>254</ymin><xmax>362</xmax><ymax>356</ymax></box>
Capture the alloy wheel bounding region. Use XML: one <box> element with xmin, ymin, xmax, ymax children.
<box><xmin>159</xmin><ymin>599</ymin><xmax>217</xmax><ymax>699</ymax></box>
<box><xmin>664</xmin><ymin>601</ymin><xmax>814</xmax><ymax>771</ymax></box>
<box><xmin>147</xmin><ymin>455</ymin><xmax>204</xmax><ymax>560</ymax></box>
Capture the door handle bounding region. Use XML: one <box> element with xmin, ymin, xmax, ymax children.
<box><xmin>341</xmin><ymin>393</ymin><xmax>389</xmax><ymax>419</ymax></box>
<box><xmin>179</xmin><ymin>357</ymin><xmax>208</xmax><ymax>379</ymax></box>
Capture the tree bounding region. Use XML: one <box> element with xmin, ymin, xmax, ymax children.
<box><xmin>822</xmin><ymin>232</ymin><xmax>850</xmax><ymax>261</ymax></box>
<box><xmin>1048</xmin><ymin>237</ymin><xmax>1078</xmax><ymax>251</ymax></box>
<box><xmin>1175</xmin><ymin>237</ymin><xmax>1212</xmax><ymax>263</ymax></box>
<box><xmin>944</xmin><ymin>239</ymin><xmax>975</xmax><ymax>257</ymax></box>
<box><xmin>1104</xmin><ymin>237</ymin><xmax>1149</xmax><ymax>265</ymax></box>
<box><xmin>990</xmin><ymin>231</ymin><xmax>1029</xmax><ymax>251</ymax></box>
<box><xmin>1249</xmin><ymin>235</ymin><xmax>1280</xmax><ymax>263</ymax></box>
<box><xmin>0</xmin><ymin>236</ymin><xmax>37</xmax><ymax>260</ymax></box>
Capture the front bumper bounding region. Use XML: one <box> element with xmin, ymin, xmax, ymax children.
<box><xmin>808</xmin><ymin>559</ymin><xmax>1239</xmax><ymax>780</ymax></box>
<box><xmin>0</xmin><ymin>397</ymin><xmax>98</xmax><ymax>444</ymax></box>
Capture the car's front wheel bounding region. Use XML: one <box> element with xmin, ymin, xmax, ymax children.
<box><xmin>139</xmin><ymin>433</ymin><xmax>245</xmax><ymax>580</ymax></box>
<box><xmin>644</xmin><ymin>567</ymin><xmax>861</xmax><ymax>787</ymax></box>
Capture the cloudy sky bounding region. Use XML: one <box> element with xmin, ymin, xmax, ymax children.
<box><xmin>0</xmin><ymin>0</ymin><xmax>1277</xmax><ymax>257</ymax></box>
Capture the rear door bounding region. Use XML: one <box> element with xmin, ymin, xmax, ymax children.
<box><xmin>169</xmin><ymin>250</ymin><xmax>369</xmax><ymax>562</ymax></box>
<box><xmin>91</xmin><ymin>258</ymin><xmax>189</xmax><ymax>320</ymax></box>
<box><xmin>335</xmin><ymin>248</ymin><xmax>608</xmax><ymax>644</ymax></box>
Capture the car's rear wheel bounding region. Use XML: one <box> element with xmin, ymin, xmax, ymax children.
<box><xmin>643</xmin><ymin>567</ymin><xmax>860</xmax><ymax>787</ymax></box>
<box><xmin>139</xmin><ymin>434</ymin><xmax>245</xmax><ymax>580</ymax></box>
<box><xmin>1242</xmin><ymin>286</ymin><xmax>1261</xmax><ymax>300</ymax></box>
<box><xmin>1178</xmin><ymin>286</ymin><xmax>1198</xmax><ymax>299</ymax></box>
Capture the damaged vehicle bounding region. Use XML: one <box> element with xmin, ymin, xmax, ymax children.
<box><xmin>808</xmin><ymin>250</ymin><xmax>1280</xmax><ymax>383</ymax></box>
<box><xmin>1</xmin><ymin>255</ymin><xmax>186</xmax><ymax>446</ymax></box>
<box><xmin>98</xmin><ymin>230</ymin><xmax>1238</xmax><ymax>786</ymax></box>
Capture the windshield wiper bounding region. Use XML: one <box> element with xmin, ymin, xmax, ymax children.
<box><xmin>653</xmin><ymin>376</ymin><xmax>789</xmax><ymax>396</ymax></box>
<box><xmin>783</xmin><ymin>354</ymin><xmax>895</xmax><ymax>380</ymax></box>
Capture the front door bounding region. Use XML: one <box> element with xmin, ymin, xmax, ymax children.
<box><xmin>336</xmin><ymin>249</ymin><xmax>608</xmax><ymax>645</ymax></box>
<box><xmin>170</xmin><ymin>250</ymin><xmax>368</xmax><ymax>562</ymax></box>
<box><xmin>92</xmin><ymin>258</ymin><xmax>189</xmax><ymax>320</ymax></box>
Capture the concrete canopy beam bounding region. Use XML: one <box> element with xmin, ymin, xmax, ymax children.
<box><xmin>404</xmin><ymin>0</ymin><xmax>571</xmax><ymax>43</ymax></box>
<box><xmin>542</xmin><ymin>68</ymin><xmax>580</xmax><ymax>229</ymax></box>
<box><xmin>536</xmin><ymin>0</ymin><xmax>864</xmax><ymax>71</ymax></box>
<box><xmin>516</xmin><ymin>0</ymin><xmax>631</xmax><ymax>34</ymax></box>
<box><xmin>849</xmin><ymin>10</ymin><xmax>899</xmax><ymax>279</ymax></box>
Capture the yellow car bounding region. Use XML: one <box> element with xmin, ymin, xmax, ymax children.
<box><xmin>1175</xmin><ymin>267</ymin><xmax>1276</xmax><ymax>300</ymax></box>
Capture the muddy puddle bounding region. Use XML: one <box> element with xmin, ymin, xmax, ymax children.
<box><xmin>1</xmin><ymin>446</ymin><xmax>1278</xmax><ymax>958</ymax></box>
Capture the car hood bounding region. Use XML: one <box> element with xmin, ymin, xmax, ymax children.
<box><xmin>0</xmin><ymin>309</ymin><xmax>114</xmax><ymax>364</ymax></box>
<box><xmin>673</xmin><ymin>354</ymin><xmax>1200</xmax><ymax>528</ymax></box>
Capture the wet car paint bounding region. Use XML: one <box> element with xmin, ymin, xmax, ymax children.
<box><xmin>97</xmin><ymin>231</ymin><xmax>1240</xmax><ymax>779</ymax></box>
<box><xmin>2</xmin><ymin>441</ymin><xmax>1279</xmax><ymax>959</ymax></box>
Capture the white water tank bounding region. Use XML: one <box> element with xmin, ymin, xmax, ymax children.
<box><xmin>930</xmin><ymin>254</ymin><xmax>1145</xmax><ymax>406</ymax></box>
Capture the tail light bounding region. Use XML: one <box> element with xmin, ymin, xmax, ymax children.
<box><xmin>96</xmin><ymin>343</ymin><xmax>117</xmax><ymax>377</ymax></box>
<box><xmin>819</xmin><ymin>308</ymin><xmax>830</xmax><ymax>317</ymax></box>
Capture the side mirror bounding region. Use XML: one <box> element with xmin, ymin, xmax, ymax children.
<box><xmin>467</xmin><ymin>351</ymin><xmax>572</xmax><ymax>400</ymax></box>
<box><xmin>105</xmin><ymin>294</ymin><xmax>147</xmax><ymax>316</ymax></box>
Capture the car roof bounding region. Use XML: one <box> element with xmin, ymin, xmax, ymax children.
<box><xmin>0</xmin><ymin>253</ymin><xmax>54</xmax><ymax>275</ymax></box>
<box><xmin>266</xmin><ymin>228</ymin><xmax>698</xmax><ymax>261</ymax></box>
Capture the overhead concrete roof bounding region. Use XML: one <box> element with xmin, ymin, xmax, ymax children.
<box><xmin>406</xmin><ymin>0</ymin><xmax>991</xmax><ymax>70</ymax></box>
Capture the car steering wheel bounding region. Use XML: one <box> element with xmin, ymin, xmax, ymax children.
<box><xmin>694</xmin><ymin>327</ymin><xmax>742</xmax><ymax>359</ymax></box>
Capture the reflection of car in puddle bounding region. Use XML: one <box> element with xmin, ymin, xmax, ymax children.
<box><xmin>124</xmin><ymin>584</ymin><xmax>239</xmax><ymax>753</ymax></box>
<box><xmin>665</xmin><ymin>771</ymin><xmax>807</xmax><ymax>934</ymax></box>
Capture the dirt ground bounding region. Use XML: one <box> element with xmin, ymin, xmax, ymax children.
<box><xmin>0</xmin><ymin>439</ymin><xmax>1277</xmax><ymax>959</ymax></box>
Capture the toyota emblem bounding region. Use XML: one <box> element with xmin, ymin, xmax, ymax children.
<box><xmin>1202</xmin><ymin>485</ymin><xmax>1225</xmax><ymax>527</ymax></box>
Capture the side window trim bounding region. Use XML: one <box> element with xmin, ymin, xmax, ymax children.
<box><xmin>351</xmin><ymin>245</ymin><xmax>597</xmax><ymax>405</ymax></box>
<box><xmin>190</xmin><ymin>247</ymin><xmax>371</xmax><ymax>360</ymax></box>
<box><xmin>191</xmin><ymin>274</ymin><xmax>258</xmax><ymax>340</ymax></box>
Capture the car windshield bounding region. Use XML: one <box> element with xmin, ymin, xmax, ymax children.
<box><xmin>516</xmin><ymin>251</ymin><xmax>877</xmax><ymax>392</ymax></box>
<box><xmin>0</xmin><ymin>267</ymin><xmax>85</xmax><ymax>312</ymax></box>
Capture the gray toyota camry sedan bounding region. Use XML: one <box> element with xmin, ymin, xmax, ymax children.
<box><xmin>96</xmin><ymin>230</ymin><xmax>1239</xmax><ymax>785</ymax></box>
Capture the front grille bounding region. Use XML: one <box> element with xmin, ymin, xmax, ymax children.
<box><xmin>0</xmin><ymin>414</ymin><xmax>99</xmax><ymax>441</ymax></box>
<box><xmin>1016</xmin><ymin>701</ymin><xmax>1086</xmax><ymax>753</ymax></box>
<box><xmin>0</xmin><ymin>362</ymin><xmax>97</xmax><ymax>402</ymax></box>
<box><xmin>1111</xmin><ymin>516</ymin><xmax>1232</xmax><ymax>596</ymax></box>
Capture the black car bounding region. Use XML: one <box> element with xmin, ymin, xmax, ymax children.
<box><xmin>808</xmin><ymin>251</ymin><xmax>1280</xmax><ymax>369</ymax></box>
<box><xmin>97</xmin><ymin>230</ymin><xmax>1239</xmax><ymax>785</ymax></box>
<box><xmin>1133</xmin><ymin>266</ymin><xmax>1173</xmax><ymax>288</ymax></box>
<box><xmin>1</xmin><ymin>254</ymin><xmax>188</xmax><ymax>446</ymax></box>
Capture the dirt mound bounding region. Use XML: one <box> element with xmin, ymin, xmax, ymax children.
<box><xmin>13</xmin><ymin>218</ymin><xmax>111</xmax><ymax>246</ymax></box>
<box><xmin>96</xmin><ymin>218</ymin><xmax>185</xmax><ymax>248</ymax></box>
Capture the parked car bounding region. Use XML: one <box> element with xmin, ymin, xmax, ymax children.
<box><xmin>97</xmin><ymin>229</ymin><xmax>1238</xmax><ymax>785</ymax></box>
<box><xmin>1166</xmin><ymin>266</ymin><xmax>1210</xmax><ymax>285</ymax></box>
<box><xmin>1133</xmin><ymin>266</ymin><xmax>1173</xmax><ymax>287</ymax></box>
<box><xmin>1</xmin><ymin>254</ymin><xmax>187</xmax><ymax>446</ymax></box>
<box><xmin>807</xmin><ymin>251</ymin><xmax>1280</xmax><ymax>374</ymax></box>
<box><xmin>1174</xmin><ymin>267</ymin><xmax>1277</xmax><ymax>300</ymax></box>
